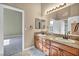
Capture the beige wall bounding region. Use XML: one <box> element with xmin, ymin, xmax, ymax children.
<box><xmin>3</xmin><ymin>3</ymin><xmax>47</xmax><ymax>49</ymax></box>
<box><xmin>3</xmin><ymin>3</ymin><xmax>59</xmax><ymax>49</ymax></box>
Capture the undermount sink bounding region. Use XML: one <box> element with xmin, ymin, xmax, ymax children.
<box><xmin>62</xmin><ymin>39</ymin><xmax>75</xmax><ymax>43</ymax></box>
<box><xmin>55</xmin><ymin>38</ymin><xmax>76</xmax><ymax>44</ymax></box>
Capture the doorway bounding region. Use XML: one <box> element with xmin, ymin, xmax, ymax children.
<box><xmin>0</xmin><ymin>4</ymin><xmax>24</xmax><ymax>56</ymax></box>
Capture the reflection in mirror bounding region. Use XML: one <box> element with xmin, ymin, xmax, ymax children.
<box><xmin>68</xmin><ymin>16</ymin><xmax>79</xmax><ymax>35</ymax></box>
<box><xmin>48</xmin><ymin>19</ymin><xmax>65</xmax><ymax>34</ymax></box>
<box><xmin>41</xmin><ymin>20</ymin><xmax>45</xmax><ymax>29</ymax></box>
<box><xmin>35</xmin><ymin>18</ymin><xmax>40</xmax><ymax>29</ymax></box>
<box><xmin>49</xmin><ymin>20</ymin><xmax>53</xmax><ymax>33</ymax></box>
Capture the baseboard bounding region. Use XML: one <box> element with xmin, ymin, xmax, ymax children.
<box><xmin>23</xmin><ymin>46</ymin><xmax>34</xmax><ymax>51</ymax></box>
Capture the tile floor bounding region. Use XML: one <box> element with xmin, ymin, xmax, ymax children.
<box><xmin>13</xmin><ymin>47</ymin><xmax>46</xmax><ymax>56</ymax></box>
<box><xmin>4</xmin><ymin>36</ymin><xmax>22</xmax><ymax>56</ymax></box>
<box><xmin>4</xmin><ymin>36</ymin><xmax>46</xmax><ymax>56</ymax></box>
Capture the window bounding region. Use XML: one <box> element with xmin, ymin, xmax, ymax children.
<box><xmin>49</xmin><ymin>20</ymin><xmax>54</xmax><ymax>32</ymax></box>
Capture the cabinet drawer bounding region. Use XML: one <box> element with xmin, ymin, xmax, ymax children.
<box><xmin>51</xmin><ymin>41</ymin><xmax>78</xmax><ymax>55</ymax></box>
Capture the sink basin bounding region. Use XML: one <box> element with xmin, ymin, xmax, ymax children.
<box><xmin>61</xmin><ymin>39</ymin><xmax>75</xmax><ymax>43</ymax></box>
<box><xmin>55</xmin><ymin>38</ymin><xmax>75</xmax><ymax>44</ymax></box>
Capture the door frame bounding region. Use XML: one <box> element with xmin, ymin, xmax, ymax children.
<box><xmin>0</xmin><ymin>4</ymin><xmax>25</xmax><ymax>51</ymax></box>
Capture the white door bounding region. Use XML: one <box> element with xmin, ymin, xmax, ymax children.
<box><xmin>3</xmin><ymin>8</ymin><xmax>23</xmax><ymax>56</ymax></box>
<box><xmin>0</xmin><ymin>6</ymin><xmax>3</xmax><ymax>56</ymax></box>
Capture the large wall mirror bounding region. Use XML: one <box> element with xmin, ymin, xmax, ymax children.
<box><xmin>48</xmin><ymin>4</ymin><xmax>79</xmax><ymax>36</ymax></box>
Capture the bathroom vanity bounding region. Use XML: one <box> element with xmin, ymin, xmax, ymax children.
<box><xmin>34</xmin><ymin>3</ymin><xmax>79</xmax><ymax>56</ymax></box>
<box><xmin>34</xmin><ymin>33</ymin><xmax>79</xmax><ymax>56</ymax></box>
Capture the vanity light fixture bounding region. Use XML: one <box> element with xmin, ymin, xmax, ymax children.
<box><xmin>47</xmin><ymin>3</ymin><xmax>66</xmax><ymax>14</ymax></box>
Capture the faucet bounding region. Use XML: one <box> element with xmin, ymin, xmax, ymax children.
<box><xmin>63</xmin><ymin>31</ymin><xmax>70</xmax><ymax>39</ymax></box>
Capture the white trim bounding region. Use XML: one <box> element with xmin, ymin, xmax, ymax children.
<box><xmin>4</xmin><ymin>35</ymin><xmax>22</xmax><ymax>39</ymax></box>
<box><xmin>24</xmin><ymin>46</ymin><xmax>34</xmax><ymax>51</ymax></box>
<box><xmin>0</xmin><ymin>4</ymin><xmax>25</xmax><ymax>52</ymax></box>
<box><xmin>22</xmin><ymin>8</ymin><xmax>25</xmax><ymax>51</ymax></box>
<box><xmin>0</xmin><ymin>6</ymin><xmax>4</xmax><ymax>56</ymax></box>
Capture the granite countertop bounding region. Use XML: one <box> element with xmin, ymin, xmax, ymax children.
<box><xmin>48</xmin><ymin>38</ymin><xmax>79</xmax><ymax>49</ymax></box>
<box><xmin>47</xmin><ymin>37</ymin><xmax>79</xmax><ymax>49</ymax></box>
<box><xmin>37</xmin><ymin>34</ymin><xmax>79</xmax><ymax>49</ymax></box>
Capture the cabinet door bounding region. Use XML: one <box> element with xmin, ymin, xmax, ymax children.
<box><xmin>43</xmin><ymin>46</ymin><xmax>49</xmax><ymax>56</ymax></box>
<box><xmin>50</xmin><ymin>46</ymin><xmax>60</xmax><ymax>56</ymax></box>
<box><xmin>39</xmin><ymin>40</ymin><xmax>43</xmax><ymax>51</ymax></box>
<box><xmin>34</xmin><ymin>35</ymin><xmax>39</xmax><ymax>48</ymax></box>
<box><xmin>35</xmin><ymin>39</ymin><xmax>40</xmax><ymax>48</ymax></box>
<box><xmin>62</xmin><ymin>51</ymin><xmax>74</xmax><ymax>56</ymax></box>
<box><xmin>37</xmin><ymin>38</ymin><xmax>42</xmax><ymax>50</ymax></box>
<box><xmin>43</xmin><ymin>41</ymin><xmax>50</xmax><ymax>55</ymax></box>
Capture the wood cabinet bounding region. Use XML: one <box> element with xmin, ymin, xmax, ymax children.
<box><xmin>34</xmin><ymin>35</ymin><xmax>43</xmax><ymax>50</ymax></box>
<box><xmin>43</xmin><ymin>45</ymin><xmax>49</xmax><ymax>55</ymax></box>
<box><xmin>39</xmin><ymin>40</ymin><xmax>43</xmax><ymax>51</ymax></box>
<box><xmin>34</xmin><ymin>34</ymin><xmax>79</xmax><ymax>56</ymax></box>
<box><xmin>50</xmin><ymin>45</ymin><xmax>61</xmax><ymax>56</ymax></box>
<box><xmin>34</xmin><ymin>35</ymin><xmax>39</xmax><ymax>48</ymax></box>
